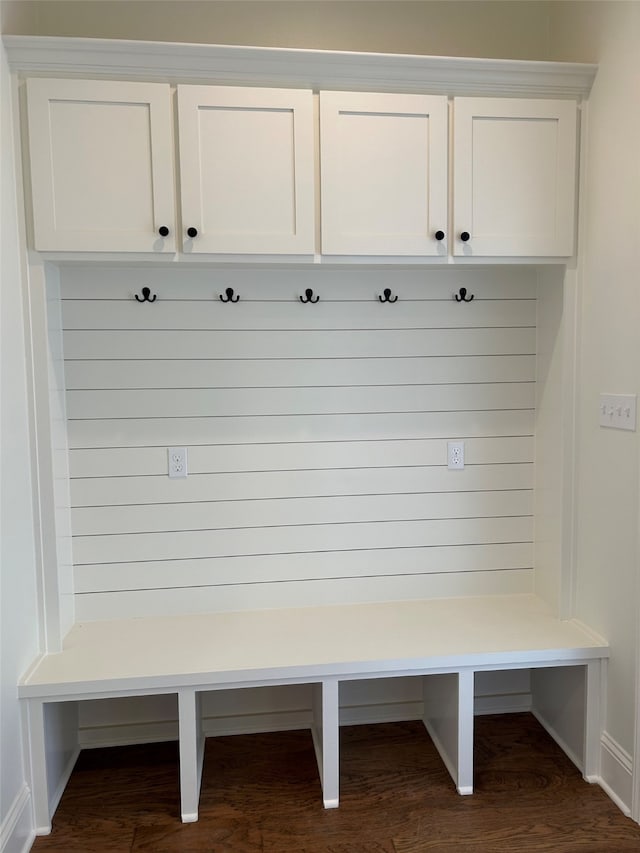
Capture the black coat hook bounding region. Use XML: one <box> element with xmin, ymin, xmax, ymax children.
<box><xmin>134</xmin><ymin>287</ymin><xmax>156</xmax><ymax>303</ymax></box>
<box><xmin>300</xmin><ymin>288</ymin><xmax>319</xmax><ymax>304</ymax></box>
<box><xmin>378</xmin><ymin>288</ymin><xmax>398</xmax><ymax>303</ymax></box>
<box><xmin>219</xmin><ymin>287</ymin><xmax>240</xmax><ymax>303</ymax></box>
<box><xmin>454</xmin><ymin>287</ymin><xmax>474</xmax><ymax>303</ymax></box>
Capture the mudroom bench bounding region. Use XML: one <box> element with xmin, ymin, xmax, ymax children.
<box><xmin>20</xmin><ymin>593</ymin><xmax>608</xmax><ymax>835</ymax></box>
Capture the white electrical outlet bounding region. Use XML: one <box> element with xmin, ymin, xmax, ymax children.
<box><xmin>168</xmin><ymin>447</ymin><xmax>188</xmax><ymax>478</ymax></box>
<box><xmin>599</xmin><ymin>394</ymin><xmax>637</xmax><ymax>432</ymax></box>
<box><xmin>447</xmin><ymin>441</ymin><xmax>464</xmax><ymax>470</ymax></box>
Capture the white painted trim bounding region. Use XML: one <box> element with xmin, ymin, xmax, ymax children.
<box><xmin>30</xmin><ymin>252</ymin><xmax>572</xmax><ymax>266</ymax></box>
<box><xmin>23</xmin><ymin>259</ymin><xmax>64</xmax><ymax>652</ymax></box>
<box><xmin>76</xmin><ymin>694</ymin><xmax>531</xmax><ymax>749</ymax></box>
<box><xmin>562</xmin><ymin>96</ymin><xmax>590</xmax><ymax>622</ymax></box>
<box><xmin>0</xmin><ymin>785</ymin><xmax>34</xmax><ymax>853</ymax></box>
<box><xmin>474</xmin><ymin>694</ymin><xmax>532</xmax><ymax>716</ymax></box>
<box><xmin>633</xmin><ymin>388</ymin><xmax>640</xmax><ymax>823</ymax></box>
<box><xmin>534</xmin><ymin>711</ymin><xmax>634</xmax><ymax>818</ymax></box>
<box><xmin>600</xmin><ymin>731</ymin><xmax>633</xmax><ymax>816</ymax></box>
<box><xmin>340</xmin><ymin>701</ymin><xmax>422</xmax><ymax>727</ymax></box>
<box><xmin>602</xmin><ymin>731</ymin><xmax>633</xmax><ymax>775</ymax></box>
<box><xmin>559</xmin><ymin>267</ymin><xmax>580</xmax><ymax>620</ymax></box>
<box><xmin>2</xmin><ymin>36</ymin><xmax>596</xmax><ymax>98</ymax></box>
<box><xmin>79</xmin><ymin>720</ymin><xmax>179</xmax><ymax>748</ymax></box>
<box><xmin>599</xmin><ymin>777</ymin><xmax>632</xmax><ymax>820</ymax></box>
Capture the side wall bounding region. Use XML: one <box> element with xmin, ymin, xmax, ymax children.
<box><xmin>0</xmin><ymin>37</ymin><xmax>39</xmax><ymax>853</ymax></box>
<box><xmin>549</xmin><ymin>0</ymin><xmax>640</xmax><ymax>815</ymax></box>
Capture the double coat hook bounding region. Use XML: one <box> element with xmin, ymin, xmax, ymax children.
<box><xmin>134</xmin><ymin>287</ymin><xmax>156</xmax><ymax>303</ymax></box>
<box><xmin>220</xmin><ymin>287</ymin><xmax>240</xmax><ymax>303</ymax></box>
<box><xmin>300</xmin><ymin>288</ymin><xmax>320</xmax><ymax>304</ymax></box>
<box><xmin>378</xmin><ymin>288</ymin><xmax>398</xmax><ymax>303</ymax></box>
<box><xmin>455</xmin><ymin>287</ymin><xmax>474</xmax><ymax>303</ymax></box>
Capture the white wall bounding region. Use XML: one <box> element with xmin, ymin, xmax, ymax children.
<box><xmin>0</xmin><ymin>1</ymin><xmax>552</xmax><ymax>59</ymax></box>
<box><xmin>549</xmin><ymin>0</ymin><xmax>640</xmax><ymax>812</ymax></box>
<box><xmin>0</xmin><ymin>35</ymin><xmax>40</xmax><ymax>853</ymax></box>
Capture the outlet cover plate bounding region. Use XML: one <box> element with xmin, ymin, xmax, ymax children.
<box><xmin>447</xmin><ymin>440</ymin><xmax>465</xmax><ymax>469</ymax></box>
<box><xmin>168</xmin><ymin>446</ymin><xmax>188</xmax><ymax>478</ymax></box>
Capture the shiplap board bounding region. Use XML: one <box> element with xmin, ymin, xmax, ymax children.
<box><xmin>73</xmin><ymin>544</ymin><xmax>534</xmax><ymax>594</ymax></box>
<box><xmin>67</xmin><ymin>411</ymin><xmax>535</xmax><ymax>448</ymax></box>
<box><xmin>64</xmin><ymin>327</ymin><xmax>536</xmax><ymax>360</ymax></box>
<box><xmin>72</xmin><ymin>516</ymin><xmax>534</xmax><ymax>565</ymax></box>
<box><xmin>59</xmin><ymin>267</ymin><xmax>537</xmax><ymax>300</ymax></box>
<box><xmin>65</xmin><ymin>355</ymin><xmax>536</xmax><ymax>391</ymax></box>
<box><xmin>69</xmin><ymin>435</ymin><xmax>534</xmax><ymax>478</ymax></box>
<box><xmin>71</xmin><ymin>490</ymin><xmax>533</xmax><ymax>535</ymax></box>
<box><xmin>66</xmin><ymin>383</ymin><xmax>535</xmax><ymax>419</ymax></box>
<box><xmin>61</xmin><ymin>299</ymin><xmax>537</xmax><ymax>330</ymax></box>
<box><xmin>70</xmin><ymin>464</ymin><xmax>533</xmax><ymax>505</ymax></box>
<box><xmin>60</xmin><ymin>266</ymin><xmax>537</xmax><ymax>618</ymax></box>
<box><xmin>73</xmin><ymin>570</ymin><xmax>534</xmax><ymax>620</ymax></box>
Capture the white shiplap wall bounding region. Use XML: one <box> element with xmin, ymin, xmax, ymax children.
<box><xmin>61</xmin><ymin>267</ymin><xmax>536</xmax><ymax>620</ymax></box>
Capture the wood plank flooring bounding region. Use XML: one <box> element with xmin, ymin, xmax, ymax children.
<box><xmin>33</xmin><ymin>714</ymin><xmax>640</xmax><ymax>852</ymax></box>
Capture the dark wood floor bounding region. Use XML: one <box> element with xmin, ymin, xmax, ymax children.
<box><xmin>33</xmin><ymin>714</ymin><xmax>640</xmax><ymax>852</ymax></box>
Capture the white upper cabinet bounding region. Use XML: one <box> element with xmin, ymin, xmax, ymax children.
<box><xmin>24</xmin><ymin>78</ymin><xmax>579</xmax><ymax>260</ymax></box>
<box><xmin>26</xmin><ymin>78</ymin><xmax>176</xmax><ymax>253</ymax></box>
<box><xmin>177</xmin><ymin>85</ymin><xmax>315</xmax><ymax>254</ymax></box>
<box><xmin>320</xmin><ymin>92</ymin><xmax>448</xmax><ymax>256</ymax></box>
<box><xmin>453</xmin><ymin>98</ymin><xmax>578</xmax><ymax>257</ymax></box>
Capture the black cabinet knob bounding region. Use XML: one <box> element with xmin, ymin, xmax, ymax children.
<box><xmin>187</xmin><ymin>227</ymin><xmax>198</xmax><ymax>238</ymax></box>
<box><xmin>435</xmin><ymin>230</ymin><xmax>445</xmax><ymax>241</ymax></box>
<box><xmin>158</xmin><ymin>226</ymin><xmax>169</xmax><ymax>237</ymax></box>
<box><xmin>460</xmin><ymin>231</ymin><xmax>471</xmax><ymax>242</ymax></box>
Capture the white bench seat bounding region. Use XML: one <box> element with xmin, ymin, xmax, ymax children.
<box><xmin>20</xmin><ymin>593</ymin><xmax>609</xmax><ymax>834</ymax></box>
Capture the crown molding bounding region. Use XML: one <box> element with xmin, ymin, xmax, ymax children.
<box><xmin>2</xmin><ymin>36</ymin><xmax>597</xmax><ymax>98</ymax></box>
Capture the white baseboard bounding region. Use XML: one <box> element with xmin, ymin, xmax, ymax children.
<box><xmin>205</xmin><ymin>709</ymin><xmax>313</xmax><ymax>737</ymax></box>
<box><xmin>78</xmin><ymin>693</ymin><xmax>531</xmax><ymax>751</ymax></box>
<box><xmin>80</xmin><ymin>721</ymin><xmax>179</xmax><ymax>748</ymax></box>
<box><xmin>79</xmin><ymin>710</ymin><xmax>312</xmax><ymax>748</ymax></box>
<box><xmin>78</xmin><ymin>704</ymin><xmax>413</xmax><ymax>748</ymax></box>
<box><xmin>340</xmin><ymin>701</ymin><xmax>422</xmax><ymax>726</ymax></box>
<box><xmin>474</xmin><ymin>693</ymin><xmax>532</xmax><ymax>716</ymax></box>
<box><xmin>0</xmin><ymin>785</ymin><xmax>34</xmax><ymax>853</ymax></box>
<box><xmin>599</xmin><ymin>731</ymin><xmax>633</xmax><ymax>816</ymax></box>
<box><xmin>533</xmin><ymin>710</ymin><xmax>634</xmax><ymax>819</ymax></box>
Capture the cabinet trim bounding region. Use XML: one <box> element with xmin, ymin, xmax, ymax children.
<box><xmin>4</xmin><ymin>36</ymin><xmax>597</xmax><ymax>99</ymax></box>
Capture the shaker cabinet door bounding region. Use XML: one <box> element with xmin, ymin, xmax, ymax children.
<box><xmin>26</xmin><ymin>78</ymin><xmax>175</xmax><ymax>252</ymax></box>
<box><xmin>453</xmin><ymin>98</ymin><xmax>578</xmax><ymax>257</ymax></box>
<box><xmin>320</xmin><ymin>92</ymin><xmax>448</xmax><ymax>256</ymax></box>
<box><xmin>177</xmin><ymin>85</ymin><xmax>315</xmax><ymax>254</ymax></box>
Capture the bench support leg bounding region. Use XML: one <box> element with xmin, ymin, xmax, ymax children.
<box><xmin>311</xmin><ymin>679</ymin><xmax>339</xmax><ymax>809</ymax></box>
<box><xmin>25</xmin><ymin>699</ymin><xmax>52</xmax><ymax>835</ymax></box>
<box><xmin>422</xmin><ymin>671</ymin><xmax>474</xmax><ymax>795</ymax></box>
<box><xmin>178</xmin><ymin>689</ymin><xmax>205</xmax><ymax>823</ymax></box>
<box><xmin>584</xmin><ymin>659</ymin><xmax>604</xmax><ymax>782</ymax></box>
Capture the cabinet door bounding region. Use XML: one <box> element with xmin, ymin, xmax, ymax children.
<box><xmin>26</xmin><ymin>79</ymin><xmax>175</xmax><ymax>252</ymax></box>
<box><xmin>453</xmin><ymin>98</ymin><xmax>577</xmax><ymax>257</ymax></box>
<box><xmin>320</xmin><ymin>92</ymin><xmax>448</xmax><ymax>256</ymax></box>
<box><xmin>177</xmin><ymin>86</ymin><xmax>315</xmax><ymax>254</ymax></box>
